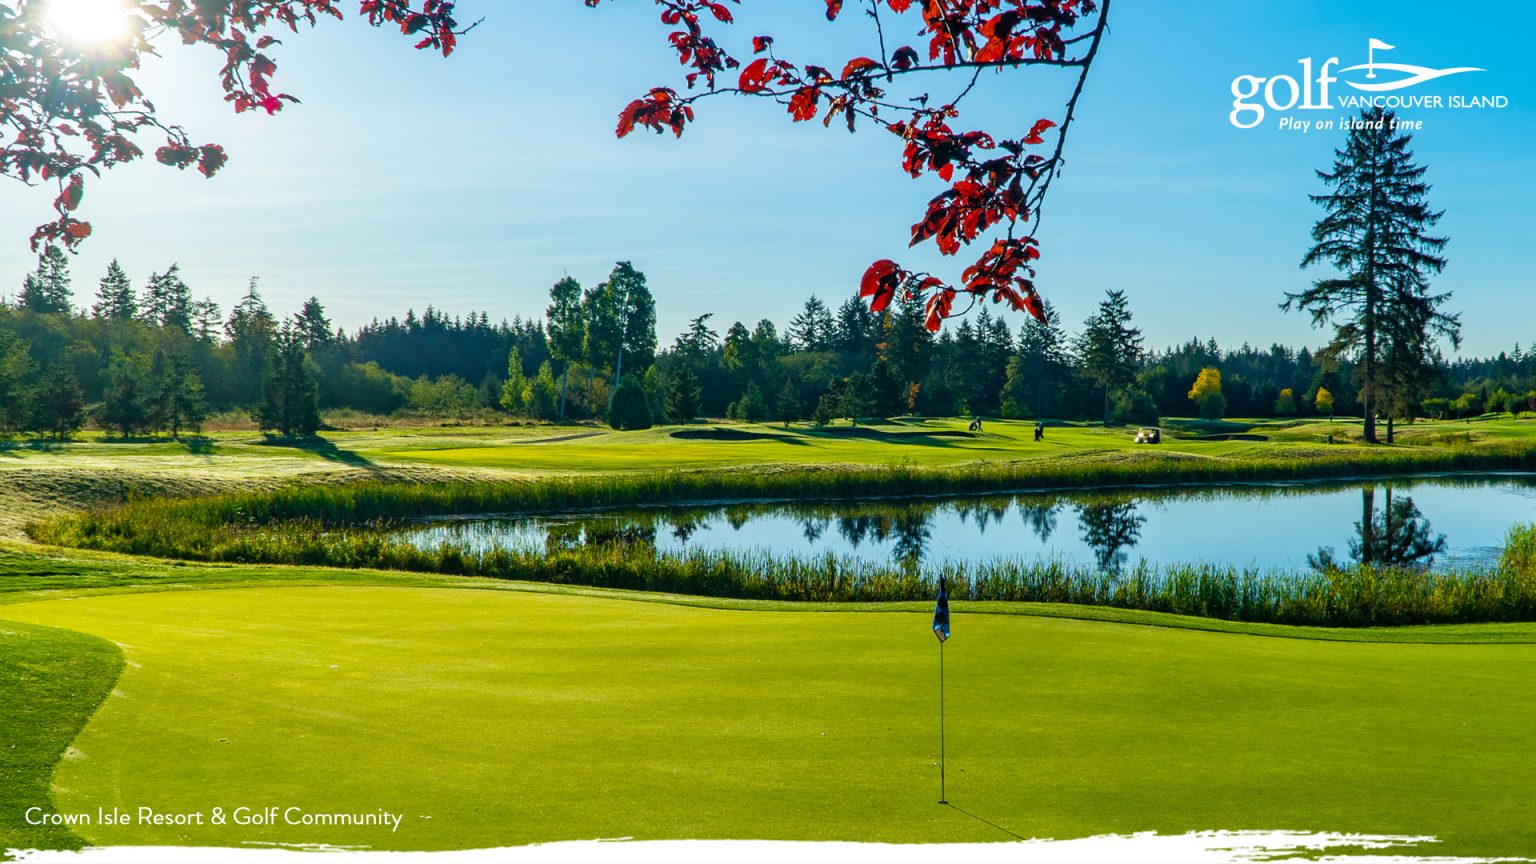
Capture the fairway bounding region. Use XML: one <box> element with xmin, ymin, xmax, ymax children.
<box><xmin>5</xmin><ymin>585</ymin><xmax>1535</xmax><ymax>856</ymax></box>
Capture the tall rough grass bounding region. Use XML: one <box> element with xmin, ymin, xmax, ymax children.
<box><xmin>28</xmin><ymin>462</ymin><xmax>1536</xmax><ymax>628</ymax></box>
<box><xmin>35</xmin><ymin>441</ymin><xmax>1536</xmax><ymax>537</ymax></box>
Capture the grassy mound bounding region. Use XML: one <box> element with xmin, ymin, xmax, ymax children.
<box><xmin>0</xmin><ymin>620</ymin><xmax>123</xmax><ymax>854</ymax></box>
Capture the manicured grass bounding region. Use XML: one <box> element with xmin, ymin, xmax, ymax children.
<box><xmin>0</xmin><ymin>618</ymin><xmax>122</xmax><ymax>853</ymax></box>
<box><xmin>2</xmin><ymin>584</ymin><xmax>1534</xmax><ymax>855</ymax></box>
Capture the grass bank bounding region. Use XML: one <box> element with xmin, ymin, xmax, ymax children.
<box><xmin>0</xmin><ymin>619</ymin><xmax>123</xmax><ymax>854</ymax></box>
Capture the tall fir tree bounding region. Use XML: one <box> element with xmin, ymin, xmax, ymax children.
<box><xmin>832</xmin><ymin>296</ymin><xmax>879</xmax><ymax>358</ymax></box>
<box><xmin>99</xmin><ymin>349</ymin><xmax>151</xmax><ymax>436</ymax></box>
<box><xmin>18</xmin><ymin>246</ymin><xmax>72</xmax><ymax>314</ymax></box>
<box><xmin>295</xmin><ymin>297</ymin><xmax>334</xmax><ymax>350</ymax></box>
<box><xmin>141</xmin><ymin>264</ymin><xmax>193</xmax><ymax>332</ymax></box>
<box><xmin>1004</xmin><ymin>299</ymin><xmax>1071</xmax><ymax>419</ymax></box>
<box><xmin>256</xmin><ymin>322</ymin><xmax>321</xmax><ymax>437</ymax></box>
<box><xmin>147</xmin><ymin>341</ymin><xmax>206</xmax><ymax>437</ymax></box>
<box><xmin>226</xmin><ymin>279</ymin><xmax>277</xmax><ymax>406</ymax></box>
<box><xmin>1287</xmin><ymin>106</ymin><xmax>1459</xmax><ymax>443</ymax></box>
<box><xmin>787</xmin><ymin>295</ymin><xmax>834</xmax><ymax>352</ymax></box>
<box><xmin>666</xmin><ymin>367</ymin><xmax>703</xmax><ymax>423</ymax></box>
<box><xmin>1075</xmin><ymin>289</ymin><xmax>1144</xmax><ymax>424</ymax></box>
<box><xmin>28</xmin><ymin>365</ymin><xmax>85</xmax><ymax>439</ymax></box>
<box><xmin>91</xmin><ymin>259</ymin><xmax>136</xmax><ymax>320</ymax></box>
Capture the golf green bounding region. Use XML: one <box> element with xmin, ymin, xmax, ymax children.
<box><xmin>5</xmin><ymin>585</ymin><xmax>1534</xmax><ymax>855</ymax></box>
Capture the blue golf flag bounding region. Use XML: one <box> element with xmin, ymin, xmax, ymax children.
<box><xmin>932</xmin><ymin>577</ymin><xmax>950</xmax><ymax>643</ymax></box>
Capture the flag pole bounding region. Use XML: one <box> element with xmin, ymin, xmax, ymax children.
<box><xmin>939</xmin><ymin>636</ymin><xmax>947</xmax><ymax>804</ymax></box>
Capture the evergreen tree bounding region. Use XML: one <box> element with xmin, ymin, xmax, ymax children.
<box><xmin>666</xmin><ymin>367</ymin><xmax>703</xmax><ymax>423</ymax></box>
<box><xmin>774</xmin><ymin>377</ymin><xmax>801</xmax><ymax>425</ymax></box>
<box><xmin>869</xmin><ymin>355</ymin><xmax>903</xmax><ymax>417</ymax></box>
<box><xmin>141</xmin><ymin>264</ymin><xmax>194</xmax><ymax>332</ymax></box>
<box><xmin>882</xmin><ymin>290</ymin><xmax>933</xmax><ymax>396</ymax></box>
<box><xmin>295</xmin><ymin>296</ymin><xmax>333</xmax><ymax>350</ymax></box>
<box><xmin>0</xmin><ymin>328</ymin><xmax>35</xmax><ymax>432</ymax></box>
<box><xmin>18</xmin><ymin>246</ymin><xmax>72</xmax><ymax>314</ymax></box>
<box><xmin>835</xmin><ymin>372</ymin><xmax>875</xmax><ymax>424</ymax></box>
<box><xmin>787</xmin><ymin>295</ymin><xmax>834</xmax><ymax>352</ymax></box>
<box><xmin>728</xmin><ymin>381</ymin><xmax>769</xmax><ymax>422</ymax></box>
<box><xmin>99</xmin><ymin>349</ymin><xmax>151</xmax><ymax>436</ymax></box>
<box><xmin>28</xmin><ymin>365</ymin><xmax>85</xmax><ymax>439</ymax></box>
<box><xmin>832</xmin><ymin>297</ymin><xmax>879</xmax><ymax>358</ymax></box>
<box><xmin>1287</xmin><ymin>106</ymin><xmax>1460</xmax><ymax>443</ymax></box>
<box><xmin>256</xmin><ymin>323</ymin><xmax>321</xmax><ymax>437</ymax></box>
<box><xmin>545</xmin><ymin>276</ymin><xmax>585</xmax><ymax>420</ymax></box>
<box><xmin>1075</xmin><ymin>289</ymin><xmax>1144</xmax><ymax>424</ymax></box>
<box><xmin>91</xmin><ymin>259</ymin><xmax>136</xmax><ymax>320</ymax></box>
<box><xmin>226</xmin><ymin>279</ymin><xmax>277</xmax><ymax>406</ymax></box>
<box><xmin>1003</xmin><ymin>299</ymin><xmax>1070</xmax><ymax>419</ymax></box>
<box><xmin>146</xmin><ymin>342</ymin><xmax>205</xmax><ymax>437</ymax></box>
<box><xmin>608</xmin><ymin>374</ymin><xmax>653</xmax><ymax>430</ymax></box>
<box><xmin>673</xmin><ymin>313</ymin><xmax>719</xmax><ymax>359</ymax></box>
<box><xmin>191</xmin><ymin>297</ymin><xmax>222</xmax><ymax>343</ymax></box>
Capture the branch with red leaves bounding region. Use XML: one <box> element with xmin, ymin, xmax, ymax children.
<box><xmin>1</xmin><ymin>1</ymin><xmax>476</xmax><ymax>252</ymax></box>
<box><xmin>591</xmin><ymin>0</ymin><xmax>1111</xmax><ymax>331</ymax></box>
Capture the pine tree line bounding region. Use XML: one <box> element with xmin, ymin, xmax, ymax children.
<box><xmin>1</xmin><ymin>246</ymin><xmax>1529</xmax><ymax>439</ymax></box>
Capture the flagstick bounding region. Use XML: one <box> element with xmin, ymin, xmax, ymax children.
<box><xmin>939</xmin><ymin>637</ymin><xmax>947</xmax><ymax>804</ymax></box>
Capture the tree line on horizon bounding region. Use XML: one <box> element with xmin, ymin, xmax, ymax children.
<box><xmin>0</xmin><ymin>249</ymin><xmax>1531</xmax><ymax>440</ymax></box>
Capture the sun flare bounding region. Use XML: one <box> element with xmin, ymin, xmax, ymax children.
<box><xmin>44</xmin><ymin>0</ymin><xmax>133</xmax><ymax>48</ymax></box>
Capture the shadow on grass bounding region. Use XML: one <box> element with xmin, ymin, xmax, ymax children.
<box><xmin>256</xmin><ymin>435</ymin><xmax>376</xmax><ymax>468</ymax></box>
<box><xmin>670</xmin><ymin>427</ymin><xmax>807</xmax><ymax>444</ymax></box>
<box><xmin>95</xmin><ymin>434</ymin><xmax>217</xmax><ymax>453</ymax></box>
<box><xmin>0</xmin><ymin>437</ymin><xmax>68</xmax><ymax>456</ymax></box>
<box><xmin>942</xmin><ymin>801</ymin><xmax>1028</xmax><ymax>841</ymax></box>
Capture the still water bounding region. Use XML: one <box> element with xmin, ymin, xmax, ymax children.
<box><xmin>397</xmin><ymin>474</ymin><xmax>1536</xmax><ymax>572</ymax></box>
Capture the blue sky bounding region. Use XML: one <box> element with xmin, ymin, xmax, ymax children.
<box><xmin>3</xmin><ymin>0</ymin><xmax>1532</xmax><ymax>354</ymax></box>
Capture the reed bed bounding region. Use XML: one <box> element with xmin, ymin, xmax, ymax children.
<box><xmin>34</xmin><ymin>439</ymin><xmax>1536</xmax><ymax>536</ymax></box>
<box><xmin>29</xmin><ymin>457</ymin><xmax>1536</xmax><ymax>628</ymax></box>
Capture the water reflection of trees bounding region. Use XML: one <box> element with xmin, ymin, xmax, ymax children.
<box><xmin>1020</xmin><ymin>502</ymin><xmax>1059</xmax><ymax>543</ymax></box>
<box><xmin>1309</xmin><ymin>486</ymin><xmax>1447</xmax><ymax>570</ymax></box>
<box><xmin>1075</xmin><ymin>502</ymin><xmax>1146</xmax><ymax>573</ymax></box>
<box><xmin>446</xmin><ymin>475</ymin><xmax>1495</xmax><ymax>568</ymax></box>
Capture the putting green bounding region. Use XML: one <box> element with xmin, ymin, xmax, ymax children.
<box><xmin>5</xmin><ymin>585</ymin><xmax>1535</xmax><ymax>855</ymax></box>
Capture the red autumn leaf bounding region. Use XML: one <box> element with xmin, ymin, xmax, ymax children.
<box><xmin>860</xmin><ymin>258</ymin><xmax>902</xmax><ymax>312</ymax></box>
<box><xmin>788</xmin><ymin>87</ymin><xmax>819</xmax><ymax>121</ymax></box>
<box><xmin>1022</xmin><ymin>291</ymin><xmax>1046</xmax><ymax>323</ymax></box>
<box><xmin>840</xmin><ymin>57</ymin><xmax>879</xmax><ymax>79</ymax></box>
<box><xmin>739</xmin><ymin>57</ymin><xmax>773</xmax><ymax>93</ymax></box>
<box><xmin>924</xmin><ymin>288</ymin><xmax>955</xmax><ymax>332</ymax></box>
<box><xmin>197</xmin><ymin>144</ymin><xmax>228</xmax><ymax>178</ymax></box>
<box><xmin>1023</xmin><ymin>118</ymin><xmax>1057</xmax><ymax>145</ymax></box>
<box><xmin>57</xmin><ymin>175</ymin><xmax>84</xmax><ymax>212</ymax></box>
<box><xmin>825</xmin><ymin>0</ymin><xmax>843</xmax><ymax>21</ymax></box>
<box><xmin>752</xmin><ymin>35</ymin><xmax>773</xmax><ymax>54</ymax></box>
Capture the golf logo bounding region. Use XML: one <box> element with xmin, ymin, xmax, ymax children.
<box><xmin>1230</xmin><ymin>38</ymin><xmax>1507</xmax><ymax>130</ymax></box>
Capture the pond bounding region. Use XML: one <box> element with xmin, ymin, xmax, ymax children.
<box><xmin>396</xmin><ymin>473</ymin><xmax>1536</xmax><ymax>573</ymax></box>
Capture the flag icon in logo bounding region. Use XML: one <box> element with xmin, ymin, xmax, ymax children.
<box><xmin>932</xmin><ymin>577</ymin><xmax>950</xmax><ymax>643</ymax></box>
